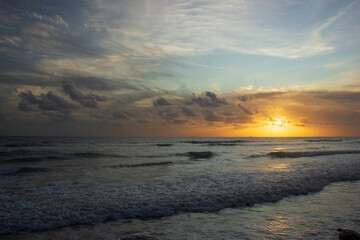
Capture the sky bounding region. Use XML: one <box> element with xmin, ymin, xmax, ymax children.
<box><xmin>0</xmin><ymin>0</ymin><xmax>360</xmax><ymax>137</ymax></box>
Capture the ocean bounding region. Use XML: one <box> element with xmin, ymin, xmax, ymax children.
<box><xmin>0</xmin><ymin>136</ymin><xmax>360</xmax><ymax>239</ymax></box>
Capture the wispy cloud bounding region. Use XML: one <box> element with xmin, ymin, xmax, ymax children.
<box><xmin>92</xmin><ymin>0</ymin><xmax>358</xmax><ymax>59</ymax></box>
<box><xmin>28</xmin><ymin>12</ymin><xmax>69</xmax><ymax>27</ymax></box>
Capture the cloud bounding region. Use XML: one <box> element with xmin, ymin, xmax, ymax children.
<box><xmin>0</xmin><ymin>36</ymin><xmax>23</xmax><ymax>47</ymax></box>
<box><xmin>153</xmin><ymin>97</ymin><xmax>171</xmax><ymax>107</ymax></box>
<box><xmin>168</xmin><ymin>119</ymin><xmax>187</xmax><ymax>125</ymax></box>
<box><xmin>311</xmin><ymin>91</ymin><xmax>360</xmax><ymax>104</ymax></box>
<box><xmin>68</xmin><ymin>76</ymin><xmax>139</xmax><ymax>91</ymax></box>
<box><xmin>112</xmin><ymin>111</ymin><xmax>128</xmax><ymax>119</ymax></box>
<box><xmin>21</xmin><ymin>22</ymin><xmax>101</xmax><ymax>58</ymax></box>
<box><xmin>251</xmin><ymin>91</ymin><xmax>286</xmax><ymax>99</ymax></box>
<box><xmin>187</xmin><ymin>91</ymin><xmax>228</xmax><ymax>108</ymax></box>
<box><xmin>18</xmin><ymin>90</ymin><xmax>77</xmax><ymax>112</ymax></box>
<box><xmin>18</xmin><ymin>91</ymin><xmax>38</xmax><ymax>111</ymax></box>
<box><xmin>158</xmin><ymin>108</ymin><xmax>179</xmax><ymax>120</ymax></box>
<box><xmin>62</xmin><ymin>80</ymin><xmax>106</xmax><ymax>108</ymax></box>
<box><xmin>182</xmin><ymin>107</ymin><xmax>196</xmax><ymax>117</ymax></box>
<box><xmin>238</xmin><ymin>95</ymin><xmax>254</xmax><ymax>102</ymax></box>
<box><xmin>91</xmin><ymin>0</ymin><xmax>359</xmax><ymax>59</ymax></box>
<box><xmin>67</xmin><ymin>76</ymin><xmax>115</xmax><ymax>91</ymax></box>
<box><xmin>238</xmin><ymin>104</ymin><xmax>254</xmax><ymax>115</ymax></box>
<box><xmin>42</xmin><ymin>111</ymin><xmax>74</xmax><ymax>122</ymax></box>
<box><xmin>242</xmin><ymin>90</ymin><xmax>360</xmax><ymax>129</ymax></box>
<box><xmin>28</xmin><ymin>12</ymin><xmax>69</xmax><ymax>27</ymax></box>
<box><xmin>4</xmin><ymin>87</ymin><xmax>360</xmax><ymax>136</ymax></box>
<box><xmin>202</xmin><ymin>110</ymin><xmax>222</xmax><ymax>122</ymax></box>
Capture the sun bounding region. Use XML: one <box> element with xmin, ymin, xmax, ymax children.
<box><xmin>272</xmin><ymin>119</ymin><xmax>284</xmax><ymax>127</ymax></box>
<box><xmin>233</xmin><ymin>115</ymin><xmax>315</xmax><ymax>137</ymax></box>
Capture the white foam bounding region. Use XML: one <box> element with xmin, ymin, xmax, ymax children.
<box><xmin>1</xmin><ymin>153</ymin><xmax>360</xmax><ymax>236</ymax></box>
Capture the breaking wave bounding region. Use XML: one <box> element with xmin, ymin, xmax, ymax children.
<box><xmin>268</xmin><ymin>150</ymin><xmax>360</xmax><ymax>158</ymax></box>
<box><xmin>1</xmin><ymin>155</ymin><xmax>360</xmax><ymax>236</ymax></box>
<box><xmin>105</xmin><ymin>161</ymin><xmax>173</xmax><ymax>168</ymax></box>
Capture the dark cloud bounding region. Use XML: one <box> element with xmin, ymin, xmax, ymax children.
<box><xmin>158</xmin><ymin>108</ymin><xmax>179</xmax><ymax>120</ymax></box>
<box><xmin>0</xmin><ymin>59</ymin><xmax>38</xmax><ymax>74</ymax></box>
<box><xmin>0</xmin><ymin>73</ymin><xmax>54</xmax><ymax>87</ymax></box>
<box><xmin>222</xmin><ymin>112</ymin><xmax>233</xmax><ymax>116</ymax></box>
<box><xmin>169</xmin><ymin>119</ymin><xmax>187</xmax><ymax>125</ymax></box>
<box><xmin>202</xmin><ymin>110</ymin><xmax>222</xmax><ymax>121</ymax></box>
<box><xmin>238</xmin><ymin>95</ymin><xmax>254</xmax><ymax>102</ymax></box>
<box><xmin>38</xmin><ymin>92</ymin><xmax>76</xmax><ymax>111</ymax></box>
<box><xmin>137</xmin><ymin>119</ymin><xmax>150</xmax><ymax>124</ymax></box>
<box><xmin>0</xmin><ymin>59</ymin><xmax>57</xmax><ymax>88</ymax></box>
<box><xmin>153</xmin><ymin>97</ymin><xmax>171</xmax><ymax>107</ymax></box>
<box><xmin>0</xmin><ymin>67</ymin><xmax>137</xmax><ymax>93</ymax></box>
<box><xmin>62</xmin><ymin>80</ymin><xmax>106</xmax><ymax>108</ymax></box>
<box><xmin>112</xmin><ymin>111</ymin><xmax>128</xmax><ymax>119</ymax></box>
<box><xmin>68</xmin><ymin>76</ymin><xmax>114</xmax><ymax>91</ymax></box>
<box><xmin>299</xmin><ymin>118</ymin><xmax>314</xmax><ymax>126</ymax></box>
<box><xmin>89</xmin><ymin>112</ymin><xmax>106</xmax><ymax>119</ymax></box>
<box><xmin>126</xmin><ymin>89</ymin><xmax>159</xmax><ymax>104</ymax></box>
<box><xmin>18</xmin><ymin>91</ymin><xmax>38</xmax><ymax>111</ymax></box>
<box><xmin>187</xmin><ymin>91</ymin><xmax>228</xmax><ymax>108</ymax></box>
<box><xmin>182</xmin><ymin>107</ymin><xmax>196</xmax><ymax>117</ymax></box>
<box><xmin>311</xmin><ymin>91</ymin><xmax>360</xmax><ymax>103</ymax></box>
<box><xmin>18</xmin><ymin>90</ymin><xmax>76</xmax><ymax>112</ymax></box>
<box><xmin>41</xmin><ymin>111</ymin><xmax>74</xmax><ymax>122</ymax></box>
<box><xmin>238</xmin><ymin>104</ymin><xmax>254</xmax><ymax>115</ymax></box>
<box><xmin>67</xmin><ymin>76</ymin><xmax>139</xmax><ymax>91</ymax></box>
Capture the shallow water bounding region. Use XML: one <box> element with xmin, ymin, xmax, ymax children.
<box><xmin>1</xmin><ymin>137</ymin><xmax>360</xmax><ymax>239</ymax></box>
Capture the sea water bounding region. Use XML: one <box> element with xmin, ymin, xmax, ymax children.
<box><xmin>0</xmin><ymin>137</ymin><xmax>359</xmax><ymax>239</ymax></box>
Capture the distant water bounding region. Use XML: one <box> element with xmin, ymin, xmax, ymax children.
<box><xmin>1</xmin><ymin>137</ymin><xmax>360</xmax><ymax>239</ymax></box>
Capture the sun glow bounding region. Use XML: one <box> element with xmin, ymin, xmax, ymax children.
<box><xmin>272</xmin><ymin>119</ymin><xmax>283</xmax><ymax>127</ymax></box>
<box><xmin>233</xmin><ymin>116</ymin><xmax>312</xmax><ymax>137</ymax></box>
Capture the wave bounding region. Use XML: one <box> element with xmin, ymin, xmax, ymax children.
<box><xmin>268</xmin><ymin>150</ymin><xmax>360</xmax><ymax>158</ymax></box>
<box><xmin>106</xmin><ymin>161</ymin><xmax>173</xmax><ymax>168</ymax></box>
<box><xmin>69</xmin><ymin>152</ymin><xmax>126</xmax><ymax>159</ymax></box>
<box><xmin>0</xmin><ymin>167</ymin><xmax>49</xmax><ymax>176</ymax></box>
<box><xmin>2</xmin><ymin>143</ymin><xmax>49</xmax><ymax>147</ymax></box>
<box><xmin>208</xmin><ymin>143</ymin><xmax>237</xmax><ymax>146</ymax></box>
<box><xmin>1</xmin><ymin>156</ymin><xmax>360</xmax><ymax>236</ymax></box>
<box><xmin>1</xmin><ymin>156</ymin><xmax>67</xmax><ymax>164</ymax></box>
<box><xmin>0</xmin><ymin>151</ymin><xmax>14</xmax><ymax>157</ymax></box>
<box><xmin>0</xmin><ymin>152</ymin><xmax>127</xmax><ymax>164</ymax></box>
<box><xmin>175</xmin><ymin>151</ymin><xmax>214</xmax><ymax>159</ymax></box>
<box><xmin>0</xmin><ymin>149</ymin><xmax>53</xmax><ymax>157</ymax></box>
<box><xmin>156</xmin><ymin>144</ymin><xmax>173</xmax><ymax>147</ymax></box>
<box><xmin>304</xmin><ymin>139</ymin><xmax>343</xmax><ymax>142</ymax></box>
<box><xmin>181</xmin><ymin>140</ymin><xmax>248</xmax><ymax>144</ymax></box>
<box><xmin>136</xmin><ymin>154</ymin><xmax>170</xmax><ymax>159</ymax></box>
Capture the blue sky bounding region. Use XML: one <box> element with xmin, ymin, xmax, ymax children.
<box><xmin>0</xmin><ymin>0</ymin><xmax>360</xmax><ymax>136</ymax></box>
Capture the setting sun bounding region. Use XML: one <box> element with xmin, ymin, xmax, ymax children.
<box><xmin>272</xmin><ymin>119</ymin><xmax>284</xmax><ymax>127</ymax></box>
